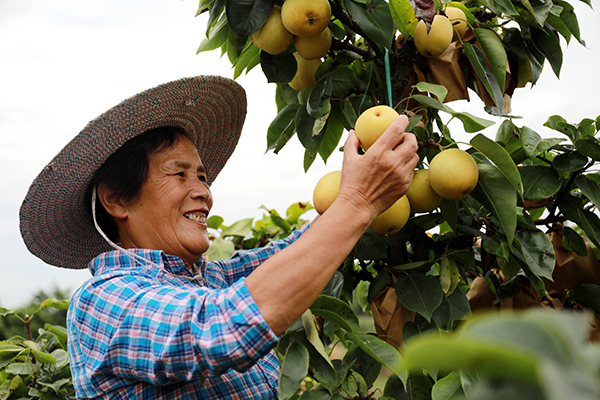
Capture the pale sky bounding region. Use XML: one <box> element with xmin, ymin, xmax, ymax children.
<box><xmin>1</xmin><ymin>0</ymin><xmax>598</xmax><ymax>309</ymax></box>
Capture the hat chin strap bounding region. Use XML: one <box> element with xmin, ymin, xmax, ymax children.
<box><xmin>91</xmin><ymin>186</ymin><xmax>204</xmax><ymax>282</ymax></box>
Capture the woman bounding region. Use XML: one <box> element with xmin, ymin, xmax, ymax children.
<box><xmin>20</xmin><ymin>75</ymin><xmax>419</xmax><ymax>399</ymax></box>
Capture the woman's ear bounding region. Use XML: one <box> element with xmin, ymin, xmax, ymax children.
<box><xmin>97</xmin><ymin>183</ymin><xmax>128</xmax><ymax>220</ymax></box>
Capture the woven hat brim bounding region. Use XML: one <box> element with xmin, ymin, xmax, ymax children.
<box><xmin>20</xmin><ymin>75</ymin><xmax>246</xmax><ymax>269</ymax></box>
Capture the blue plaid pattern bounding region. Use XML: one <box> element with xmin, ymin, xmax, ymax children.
<box><xmin>67</xmin><ymin>226</ymin><xmax>307</xmax><ymax>399</ymax></box>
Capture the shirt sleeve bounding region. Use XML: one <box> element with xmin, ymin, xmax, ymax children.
<box><xmin>204</xmin><ymin>223</ymin><xmax>309</xmax><ymax>288</ymax></box>
<box><xmin>68</xmin><ymin>275</ymin><xmax>277</xmax><ymax>392</ymax></box>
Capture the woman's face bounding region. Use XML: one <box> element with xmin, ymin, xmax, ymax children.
<box><xmin>118</xmin><ymin>135</ymin><xmax>213</xmax><ymax>266</ymax></box>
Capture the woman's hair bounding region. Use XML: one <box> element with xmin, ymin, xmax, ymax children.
<box><xmin>86</xmin><ymin>126</ymin><xmax>188</xmax><ymax>241</ymax></box>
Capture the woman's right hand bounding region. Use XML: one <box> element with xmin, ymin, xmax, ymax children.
<box><xmin>335</xmin><ymin>114</ymin><xmax>420</xmax><ymax>223</ymax></box>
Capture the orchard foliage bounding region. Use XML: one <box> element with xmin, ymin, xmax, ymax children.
<box><xmin>195</xmin><ymin>0</ymin><xmax>600</xmax><ymax>398</ymax></box>
<box><xmin>0</xmin><ymin>300</ymin><xmax>73</xmax><ymax>400</ymax></box>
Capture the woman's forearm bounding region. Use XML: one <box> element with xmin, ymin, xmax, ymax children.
<box><xmin>245</xmin><ymin>196</ymin><xmax>374</xmax><ymax>336</ymax></box>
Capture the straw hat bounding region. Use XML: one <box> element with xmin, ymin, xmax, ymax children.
<box><xmin>20</xmin><ymin>75</ymin><xmax>247</xmax><ymax>269</ymax></box>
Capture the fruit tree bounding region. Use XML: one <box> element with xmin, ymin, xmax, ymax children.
<box><xmin>195</xmin><ymin>0</ymin><xmax>600</xmax><ymax>398</ymax></box>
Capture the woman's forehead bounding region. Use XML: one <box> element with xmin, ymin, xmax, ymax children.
<box><xmin>152</xmin><ymin>135</ymin><xmax>205</xmax><ymax>169</ymax></box>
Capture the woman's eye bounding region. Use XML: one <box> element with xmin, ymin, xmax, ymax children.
<box><xmin>175</xmin><ymin>172</ymin><xmax>185</xmax><ymax>177</ymax></box>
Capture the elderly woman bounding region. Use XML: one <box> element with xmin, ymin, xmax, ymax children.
<box><xmin>20</xmin><ymin>76</ymin><xmax>418</xmax><ymax>399</ymax></box>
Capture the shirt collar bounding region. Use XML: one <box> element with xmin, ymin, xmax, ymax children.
<box><xmin>89</xmin><ymin>249</ymin><xmax>199</xmax><ymax>277</ymax></box>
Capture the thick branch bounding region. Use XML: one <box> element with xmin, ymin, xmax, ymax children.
<box><xmin>330</xmin><ymin>38</ymin><xmax>376</xmax><ymax>60</ymax></box>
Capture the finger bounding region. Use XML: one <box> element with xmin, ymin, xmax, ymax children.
<box><xmin>343</xmin><ymin>130</ymin><xmax>360</xmax><ymax>162</ymax></box>
<box><xmin>369</xmin><ymin>115</ymin><xmax>409</xmax><ymax>151</ymax></box>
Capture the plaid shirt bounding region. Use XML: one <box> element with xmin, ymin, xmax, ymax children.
<box><xmin>67</xmin><ymin>226</ymin><xmax>307</xmax><ymax>399</ymax></box>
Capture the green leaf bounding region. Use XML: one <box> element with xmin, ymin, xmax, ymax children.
<box><xmin>402</xmin><ymin>333</ymin><xmax>539</xmax><ymax>384</ymax></box>
<box><xmin>233</xmin><ymin>43</ymin><xmax>261</xmax><ymax>78</ymax></box>
<box><xmin>224</xmin><ymin>28</ymin><xmax>248</xmax><ymax>65</ymax></box>
<box><xmin>559</xmin><ymin>197</ymin><xmax>600</xmax><ymax>249</ymax></box>
<box><xmin>531</xmin><ymin>26</ymin><xmax>563</xmax><ymax>78</ymax></box>
<box><xmin>310</xmin><ymin>295</ymin><xmax>361</xmax><ymax>333</ymax></box>
<box><xmin>571</xmin><ymin>284</ymin><xmax>600</xmax><ymax>315</ymax></box>
<box><xmin>471</xmin><ymin>133</ymin><xmax>523</xmax><ymax>196</ymax></box>
<box><xmin>414</xmin><ymin>82</ymin><xmax>448</xmax><ymax>103</ymax></box>
<box><xmin>345</xmin><ymin>0</ymin><xmax>394</xmax><ymax>50</ymax></box>
<box><xmin>389</xmin><ymin>0</ymin><xmax>418</xmax><ymax>37</ymax></box>
<box><xmin>38</xmin><ymin>378</ymin><xmax>72</xmax><ymax>394</ymax></box>
<box><xmin>5</xmin><ymin>362</ymin><xmax>35</xmax><ymax>375</ymax></box>
<box><xmin>225</xmin><ymin>0</ymin><xmax>273</xmax><ymax>36</ymax></box>
<box><xmin>307</xmin><ymin>77</ymin><xmax>332</xmax><ymax>119</ymax></box>
<box><xmin>470</xmin><ymin>163</ymin><xmax>518</xmax><ymax>245</ymax></box>
<box><xmin>31</xmin><ymin>349</ymin><xmax>57</xmax><ymax>364</ymax></box>
<box><xmin>393</xmin><ymin>261</ymin><xmax>432</xmax><ymax>271</ymax></box>
<box><xmin>484</xmin><ymin>0</ymin><xmax>518</xmax><ymax>15</ymax></box>
<box><xmin>266</xmin><ymin>103</ymin><xmax>300</xmax><ymax>152</ymax></box>
<box><xmin>411</xmin><ymin>94</ymin><xmax>453</xmax><ymax>113</ymax></box>
<box><xmin>432</xmin><ymin>288</ymin><xmax>471</xmax><ymax>330</ymax></box>
<box><xmin>40</xmin><ymin>298</ymin><xmax>69</xmax><ymax>310</ymax></box>
<box><xmin>344</xmin><ymin>332</ymin><xmax>407</xmax><ymax>383</ymax></box>
<box><xmin>324</xmin><ymin>66</ymin><xmax>367</xmax><ymax>99</ymax></box>
<box><xmin>546</xmin><ymin>11</ymin><xmax>572</xmax><ymax>44</ymax></box>
<box><xmin>221</xmin><ymin>217</ymin><xmax>253</xmax><ymax>237</ymax></box>
<box><xmin>301</xmin><ymin>310</ymin><xmax>333</xmax><ymax>368</ymax></box>
<box><xmin>521</xmin><ymin>0</ymin><xmax>553</xmax><ymax>26</ymax></box>
<box><xmin>514</xmin><ymin>230</ymin><xmax>555</xmax><ymax>281</ymax></box>
<box><xmin>204</xmin><ymin>0</ymin><xmax>225</xmax><ymax>31</ymax></box>
<box><xmin>503</xmin><ymin>28</ymin><xmax>543</xmax><ymax>85</ymax></box>
<box><xmin>318</xmin><ymin>107</ymin><xmax>345</xmax><ymax>164</ymax></box>
<box><xmin>344</xmin><ymin>346</ymin><xmax>382</xmax><ymax>387</ymax></box>
<box><xmin>431</xmin><ymin>370</ymin><xmax>463</xmax><ymax>400</ymax></box>
<box><xmin>395</xmin><ymin>274</ymin><xmax>444</xmax><ymax>322</ymax></box>
<box><xmin>279</xmin><ymin>341</ymin><xmax>309</xmax><ymax>398</ymax></box>
<box><xmin>0</xmin><ymin>308</ymin><xmax>15</xmax><ymax>317</ymax></box>
<box><xmin>285</xmin><ymin>202</ymin><xmax>312</xmax><ymax>224</ymax></box>
<box><xmin>352</xmin><ymin>229</ymin><xmax>389</xmax><ymax>260</ymax></box>
<box><xmin>197</xmin><ymin>14</ymin><xmax>230</xmax><ymax>53</ymax></box>
<box><xmin>206</xmin><ymin>237</ymin><xmax>235</xmax><ymax>261</ymax></box>
<box><xmin>552</xmin><ymin>151</ymin><xmax>589</xmax><ymax>178</ymax></box>
<box><xmin>452</xmin><ymin>112</ymin><xmax>495</xmax><ymax>133</ymax></box>
<box><xmin>296</xmin><ymin>105</ymin><xmax>325</xmax><ymax>156</ymax></box>
<box><xmin>556</xmin><ymin>0</ymin><xmax>583</xmax><ymax>44</ymax></box>
<box><xmin>562</xmin><ymin>226</ymin><xmax>588</xmax><ymax>257</ymax></box>
<box><xmin>298</xmin><ymin>391</ymin><xmax>331</xmax><ymax>400</ymax></box>
<box><xmin>575</xmin><ymin>137</ymin><xmax>600</xmax><ymax>161</ymax></box>
<box><xmin>44</xmin><ymin>324</ymin><xmax>68</xmax><ymax>350</ymax></box>
<box><xmin>270</xmin><ymin>212</ymin><xmax>291</xmax><ymax>233</ymax></box>
<box><xmin>473</xmin><ymin>28</ymin><xmax>507</xmax><ymax>97</ymax></box>
<box><xmin>519</xmin><ymin>126</ymin><xmax>563</xmax><ymax>158</ymax></box>
<box><xmin>260</xmin><ymin>49</ymin><xmax>296</xmax><ymax>83</ymax></box>
<box><xmin>207</xmin><ymin>215</ymin><xmax>224</xmax><ymax>229</ymax></box>
<box><xmin>544</xmin><ymin>115</ymin><xmax>578</xmax><ymax>142</ymax></box>
<box><xmin>576</xmin><ymin>175</ymin><xmax>600</xmax><ymax>210</ymax></box>
<box><xmin>520</xmin><ymin>165</ymin><xmax>562</xmax><ymax>200</ymax></box>
<box><xmin>463</xmin><ymin>43</ymin><xmax>503</xmax><ymax>108</ymax></box>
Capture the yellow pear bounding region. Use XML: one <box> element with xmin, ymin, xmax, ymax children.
<box><xmin>250</xmin><ymin>6</ymin><xmax>294</xmax><ymax>55</ymax></box>
<box><xmin>444</xmin><ymin>6</ymin><xmax>467</xmax><ymax>41</ymax></box>
<box><xmin>313</xmin><ymin>170</ymin><xmax>341</xmax><ymax>214</ymax></box>
<box><xmin>406</xmin><ymin>169</ymin><xmax>443</xmax><ymax>213</ymax></box>
<box><xmin>281</xmin><ymin>0</ymin><xmax>332</xmax><ymax>37</ymax></box>
<box><xmin>354</xmin><ymin>105</ymin><xmax>400</xmax><ymax>151</ymax></box>
<box><xmin>414</xmin><ymin>15</ymin><xmax>453</xmax><ymax>58</ymax></box>
<box><xmin>294</xmin><ymin>26</ymin><xmax>332</xmax><ymax>59</ymax></box>
<box><xmin>289</xmin><ymin>52</ymin><xmax>322</xmax><ymax>91</ymax></box>
<box><xmin>428</xmin><ymin>149</ymin><xmax>479</xmax><ymax>200</ymax></box>
<box><xmin>370</xmin><ymin>196</ymin><xmax>411</xmax><ymax>235</ymax></box>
